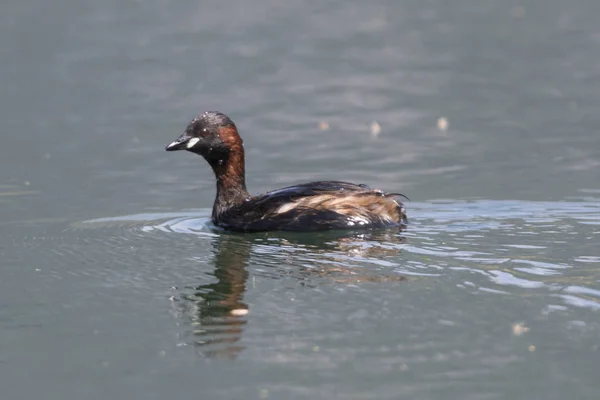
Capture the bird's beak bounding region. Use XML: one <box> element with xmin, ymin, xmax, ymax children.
<box><xmin>165</xmin><ymin>133</ymin><xmax>192</xmax><ymax>151</ymax></box>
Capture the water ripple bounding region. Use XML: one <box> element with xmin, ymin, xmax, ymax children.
<box><xmin>406</xmin><ymin>199</ymin><xmax>600</xmax><ymax>311</ymax></box>
<box><xmin>68</xmin><ymin>198</ymin><xmax>600</xmax><ymax>356</ymax></box>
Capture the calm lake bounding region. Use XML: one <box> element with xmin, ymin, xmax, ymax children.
<box><xmin>1</xmin><ymin>0</ymin><xmax>599</xmax><ymax>399</ymax></box>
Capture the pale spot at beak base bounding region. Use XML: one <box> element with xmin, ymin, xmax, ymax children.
<box><xmin>187</xmin><ymin>138</ymin><xmax>200</xmax><ymax>148</ymax></box>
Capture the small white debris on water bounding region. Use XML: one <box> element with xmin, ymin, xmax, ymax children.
<box><xmin>512</xmin><ymin>322</ymin><xmax>530</xmax><ymax>336</ymax></box>
<box><xmin>230</xmin><ymin>308</ymin><xmax>248</xmax><ymax>316</ymax></box>
<box><xmin>437</xmin><ymin>117</ymin><xmax>449</xmax><ymax>131</ymax></box>
<box><xmin>370</xmin><ymin>121</ymin><xmax>381</xmax><ymax>137</ymax></box>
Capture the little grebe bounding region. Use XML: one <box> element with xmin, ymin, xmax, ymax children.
<box><xmin>165</xmin><ymin>111</ymin><xmax>407</xmax><ymax>232</ymax></box>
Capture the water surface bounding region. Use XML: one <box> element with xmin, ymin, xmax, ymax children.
<box><xmin>1</xmin><ymin>0</ymin><xmax>599</xmax><ymax>399</ymax></box>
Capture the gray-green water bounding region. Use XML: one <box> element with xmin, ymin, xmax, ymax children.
<box><xmin>1</xmin><ymin>1</ymin><xmax>599</xmax><ymax>399</ymax></box>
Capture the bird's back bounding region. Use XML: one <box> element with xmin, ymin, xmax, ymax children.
<box><xmin>214</xmin><ymin>181</ymin><xmax>407</xmax><ymax>232</ymax></box>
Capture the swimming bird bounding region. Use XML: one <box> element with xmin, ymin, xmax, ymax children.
<box><xmin>166</xmin><ymin>111</ymin><xmax>407</xmax><ymax>232</ymax></box>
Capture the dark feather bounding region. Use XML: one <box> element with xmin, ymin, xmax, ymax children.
<box><xmin>215</xmin><ymin>181</ymin><xmax>407</xmax><ymax>232</ymax></box>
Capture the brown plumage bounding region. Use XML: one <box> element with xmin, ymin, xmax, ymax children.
<box><xmin>165</xmin><ymin>111</ymin><xmax>408</xmax><ymax>232</ymax></box>
<box><xmin>271</xmin><ymin>193</ymin><xmax>403</xmax><ymax>225</ymax></box>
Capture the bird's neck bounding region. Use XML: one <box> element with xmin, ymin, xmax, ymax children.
<box><xmin>210</xmin><ymin>146</ymin><xmax>250</xmax><ymax>219</ymax></box>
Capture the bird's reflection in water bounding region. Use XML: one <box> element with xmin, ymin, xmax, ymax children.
<box><xmin>280</xmin><ymin>229</ymin><xmax>408</xmax><ymax>285</ymax></box>
<box><xmin>175</xmin><ymin>228</ymin><xmax>406</xmax><ymax>358</ymax></box>
<box><xmin>176</xmin><ymin>233</ymin><xmax>250</xmax><ymax>359</ymax></box>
